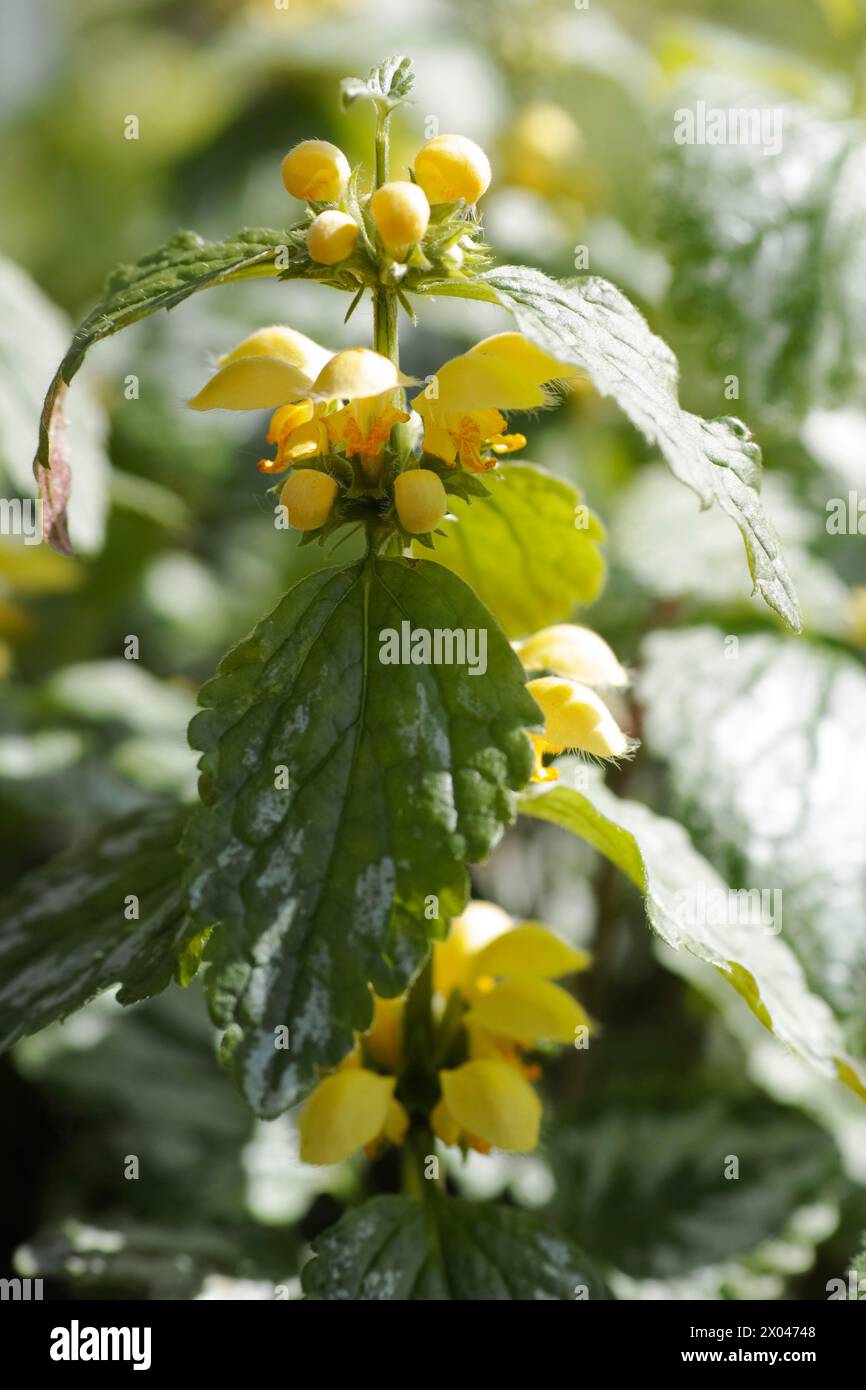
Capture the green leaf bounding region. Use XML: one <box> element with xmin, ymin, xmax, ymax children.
<box><xmin>424</xmin><ymin>462</ymin><xmax>605</xmax><ymax>639</ymax></box>
<box><xmin>183</xmin><ymin>556</ymin><xmax>538</xmax><ymax>1116</ymax></box>
<box><xmin>33</xmin><ymin>227</ymin><xmax>300</xmax><ymax>549</ymax></box>
<box><xmin>638</xmin><ymin>627</ymin><xmax>866</xmax><ymax>1056</ymax></box>
<box><xmin>301</xmin><ymin>1194</ymin><xmax>608</xmax><ymax>1300</ymax></box>
<box><xmin>551</xmin><ymin>1093</ymin><xmax>840</xmax><ymax>1280</ymax></box>
<box><xmin>0</xmin><ymin>804</ymin><xmax>194</xmax><ymax>1051</ymax></box>
<box><xmin>421</xmin><ymin>266</ymin><xmax>800</xmax><ymax>630</ymax></box>
<box><xmin>520</xmin><ymin>768</ymin><xmax>866</xmax><ymax>1101</ymax></box>
<box><xmin>658</xmin><ymin>80</ymin><xmax>866</xmax><ymax>428</ymax></box>
<box><xmin>340</xmin><ymin>54</ymin><xmax>415</xmax><ymax>111</ymax></box>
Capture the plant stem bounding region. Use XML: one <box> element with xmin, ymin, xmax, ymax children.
<box><xmin>372</xmin><ymin>100</ymin><xmax>400</xmax><ymax>372</ymax></box>
<box><xmin>373</xmin><ymin>286</ymin><xmax>398</xmax><ymax>365</ymax></box>
<box><xmin>366</xmin><ymin>100</ymin><xmax>408</xmax><ymax>467</ymax></box>
<box><xmin>405</xmin><ymin>952</ymin><xmax>434</xmax><ymax>1059</ymax></box>
<box><xmin>374</xmin><ymin>101</ymin><xmax>390</xmax><ymax>188</ymax></box>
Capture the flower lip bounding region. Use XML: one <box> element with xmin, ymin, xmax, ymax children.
<box><xmin>298</xmin><ymin>1068</ymin><xmax>398</xmax><ymax>1166</ymax></box>
<box><xmin>439</xmin><ymin>1059</ymin><xmax>541</xmax><ymax>1152</ymax></box>
<box><xmin>188</xmin><ymin>356</ymin><xmax>319</xmax><ymax>412</ymax></box>
<box><xmin>516</xmin><ymin>624</ymin><xmax>630</xmax><ymax>690</ymax></box>
<box><xmin>189</xmin><ymin>325</ymin><xmax>333</xmax><ymax>412</ymax></box>
<box><xmin>217</xmin><ymin>325</ymin><xmax>332</xmax><ymax>377</ymax></box>
<box><xmin>414</xmin><ymin>331</ymin><xmax>580</xmax><ymax>416</ymax></box>
<box><xmin>527</xmin><ymin>675</ymin><xmax>631</xmax><ymax>759</ymax></box>
<box><xmin>310</xmin><ymin>347</ymin><xmax>417</xmax><ymax>401</ymax></box>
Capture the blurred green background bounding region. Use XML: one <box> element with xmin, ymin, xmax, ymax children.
<box><xmin>2</xmin><ymin>0</ymin><xmax>866</xmax><ymax>1300</ymax></box>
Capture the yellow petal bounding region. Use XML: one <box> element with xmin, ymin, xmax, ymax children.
<box><xmin>516</xmin><ymin>625</ymin><xmax>628</xmax><ymax>688</ymax></box>
<box><xmin>527</xmin><ymin>676</ymin><xmax>630</xmax><ymax>759</ymax></box>
<box><xmin>489</xmin><ymin>432</ymin><xmax>526</xmax><ymax>455</ymax></box>
<box><xmin>424</xmin><ymin>352</ymin><xmax>546</xmax><ymax>414</ymax></box>
<box><xmin>467</xmin><ymin>332</ymin><xmax>576</xmax><ymax>381</ymax></box>
<box><xmin>218</xmin><ymin>326</ymin><xmax>332</xmax><ymax>379</ymax></box>
<box><xmin>267</xmin><ymin>401</ymin><xmax>315</xmax><ymax>443</ymax></box>
<box><xmin>434</xmin><ymin>901</ymin><xmax>513</xmax><ymax>996</ymax></box>
<box><xmin>472</xmin><ymin>923</ymin><xmax>591</xmax><ymax>980</ymax></box>
<box><xmin>364</xmin><ymin>995</ymin><xmax>404</xmax><ymax>1072</ymax></box>
<box><xmin>466</xmin><ymin>978</ymin><xmax>588</xmax><ymax>1045</ymax></box>
<box><xmin>439</xmin><ymin>1060</ymin><xmax>541</xmax><ymax>1151</ymax></box>
<box><xmin>312</xmin><ymin>348</ymin><xmax>409</xmax><ymax>401</ymax></box>
<box><xmin>189</xmin><ymin>356</ymin><xmax>316</xmax><ymax>411</ymax></box>
<box><xmin>298</xmin><ymin>1069</ymin><xmax>395</xmax><ymax>1165</ymax></box>
<box><xmin>427</xmin><ymin>332</ymin><xmax>578</xmax><ymax>413</ymax></box>
<box><xmin>431</xmin><ymin>1097</ymin><xmax>461</xmax><ymax>1147</ymax></box>
<box><xmin>419</xmin><ymin>415</ymin><xmax>457</xmax><ymax>465</ymax></box>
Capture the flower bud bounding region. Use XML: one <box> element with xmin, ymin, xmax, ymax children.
<box><xmin>370</xmin><ymin>181</ymin><xmax>430</xmax><ymax>256</ymax></box>
<box><xmin>281</xmin><ymin>140</ymin><xmax>350</xmax><ymax>202</ymax></box>
<box><xmin>414</xmin><ymin>134</ymin><xmax>491</xmax><ymax>205</ymax></box>
<box><xmin>394</xmin><ymin>469</ymin><xmax>447</xmax><ymax>533</ymax></box>
<box><xmin>306</xmin><ymin>209</ymin><xmax>359</xmax><ymax>265</ymax></box>
<box><xmin>280</xmin><ymin>470</ymin><xmax>338</xmax><ymax>530</ymax></box>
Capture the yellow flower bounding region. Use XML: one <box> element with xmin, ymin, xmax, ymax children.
<box><xmin>527</xmin><ymin>677</ymin><xmax>630</xmax><ymax>772</ymax></box>
<box><xmin>307</xmin><ymin>209</ymin><xmax>359</xmax><ymax>264</ymax></box>
<box><xmin>298</xmin><ymin>993</ymin><xmax>408</xmax><ymax>1165</ymax></box>
<box><xmin>414</xmin><ymin>332</ymin><xmax>578</xmax><ymax>472</ymax></box>
<box><xmin>432</xmin><ymin>901</ymin><xmax>590</xmax><ymax>1152</ymax></box>
<box><xmin>432</xmin><ymin>1059</ymin><xmax>541</xmax><ymax>1153</ymax></box>
<box><xmin>281</xmin><ymin>139</ymin><xmax>350</xmax><ymax>202</ymax></box>
<box><xmin>299</xmin><ymin>1065</ymin><xmax>409</xmax><ymax>1165</ymax></box>
<box><xmin>515</xmin><ymin>623</ymin><xmax>633</xmax><ymax>780</ymax></box>
<box><xmin>414</xmin><ymin>133</ymin><xmax>492</xmax><ymax>205</ymax></box>
<box><xmin>393</xmin><ymin>469</ymin><xmax>448</xmax><ymax>533</ymax></box>
<box><xmin>370</xmin><ymin>181</ymin><xmax>430</xmax><ymax>258</ymax></box>
<box><xmin>317</xmin><ymin>349</ymin><xmax>411</xmax><ymax>479</ymax></box>
<box><xmin>435</xmin><ymin>900</ymin><xmax>590</xmax><ymax>1041</ymax></box>
<box><xmin>189</xmin><ymin>329</ymin><xmax>411</xmax><ymax>478</ymax></box>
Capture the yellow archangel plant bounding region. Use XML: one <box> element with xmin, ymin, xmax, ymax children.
<box><xmin>182</xmin><ymin>96</ymin><xmax>632</xmax><ymax>1162</ymax></box>
<box><xmin>186</xmin><ymin>90</ymin><xmax>636</xmax><ymax>1169</ymax></box>
<box><xmin>23</xmin><ymin>49</ymin><xmax>807</xmax><ymax>1300</ymax></box>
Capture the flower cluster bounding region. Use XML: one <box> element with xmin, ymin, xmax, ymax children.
<box><xmin>188</xmin><ymin>132</ymin><xmax>582</xmax><ymax>540</ymax></box>
<box><xmin>281</xmin><ymin>131</ymin><xmax>491</xmax><ymax>271</ymax></box>
<box><xmin>298</xmin><ymin>901</ymin><xmax>590</xmax><ymax>1165</ymax></box>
